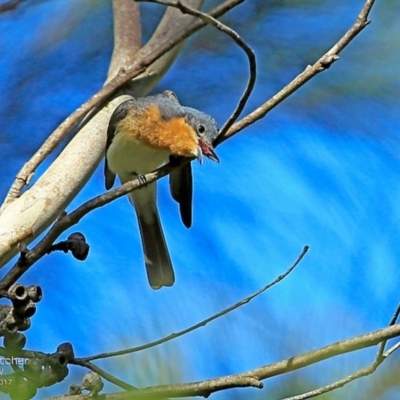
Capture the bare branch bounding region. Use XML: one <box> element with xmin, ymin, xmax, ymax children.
<box><xmin>280</xmin><ymin>300</ymin><xmax>400</xmax><ymax>400</ymax></box>
<box><xmin>138</xmin><ymin>0</ymin><xmax>255</xmax><ymax>136</ymax></box>
<box><xmin>282</xmin><ymin>362</ymin><xmax>381</xmax><ymax>400</ymax></box>
<box><xmin>48</xmin><ymin>324</ymin><xmax>400</xmax><ymax>400</ymax></box>
<box><xmin>145</xmin><ymin>324</ymin><xmax>400</xmax><ymax>399</ymax></box>
<box><xmin>376</xmin><ymin>299</ymin><xmax>400</xmax><ymax>358</ymax></box>
<box><xmin>215</xmin><ymin>0</ymin><xmax>376</xmax><ymax>145</ymax></box>
<box><xmin>0</xmin><ymin>68</ymin><xmax>144</xmax><ymax>210</ymax></box>
<box><xmin>73</xmin><ymin>359</ymin><xmax>137</xmax><ymax>392</ymax></box>
<box><xmin>382</xmin><ymin>340</ymin><xmax>400</xmax><ymax>358</ymax></box>
<box><xmin>127</xmin><ymin>0</ymin><xmax>203</xmax><ymax>96</ymax></box>
<box><xmin>108</xmin><ymin>0</ymin><xmax>142</xmax><ymax>81</ymax></box>
<box><xmin>75</xmin><ymin>246</ymin><xmax>308</xmax><ymax>362</ymax></box>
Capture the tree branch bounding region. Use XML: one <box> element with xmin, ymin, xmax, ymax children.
<box><xmin>74</xmin><ymin>359</ymin><xmax>137</xmax><ymax>392</ymax></box>
<box><xmin>215</xmin><ymin>0</ymin><xmax>376</xmax><ymax>145</ymax></box>
<box><xmin>0</xmin><ymin>0</ymin><xmax>242</xmax><ymax>269</ymax></box>
<box><xmin>281</xmin><ymin>300</ymin><xmax>400</xmax><ymax>399</ymax></box>
<box><xmin>107</xmin><ymin>0</ymin><xmax>142</xmax><ymax>81</ymax></box>
<box><xmin>74</xmin><ymin>246</ymin><xmax>308</xmax><ymax>363</ymax></box>
<box><xmin>48</xmin><ymin>324</ymin><xmax>400</xmax><ymax>400</ymax></box>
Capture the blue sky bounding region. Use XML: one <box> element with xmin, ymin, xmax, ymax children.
<box><xmin>1</xmin><ymin>0</ymin><xmax>400</xmax><ymax>399</ymax></box>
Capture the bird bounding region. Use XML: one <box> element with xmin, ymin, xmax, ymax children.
<box><xmin>104</xmin><ymin>90</ymin><xmax>219</xmax><ymax>289</ymax></box>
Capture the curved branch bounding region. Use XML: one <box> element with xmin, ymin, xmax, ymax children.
<box><xmin>215</xmin><ymin>0</ymin><xmax>376</xmax><ymax>145</ymax></box>
<box><xmin>138</xmin><ymin>0</ymin><xmax>255</xmax><ymax>137</ymax></box>
<box><xmin>74</xmin><ymin>246</ymin><xmax>308</xmax><ymax>362</ymax></box>
<box><xmin>74</xmin><ymin>360</ymin><xmax>137</xmax><ymax>392</ymax></box>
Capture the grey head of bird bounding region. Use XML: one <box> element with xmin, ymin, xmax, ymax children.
<box><xmin>183</xmin><ymin>106</ymin><xmax>220</xmax><ymax>163</ymax></box>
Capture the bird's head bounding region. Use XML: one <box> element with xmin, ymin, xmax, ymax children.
<box><xmin>184</xmin><ymin>107</ymin><xmax>220</xmax><ymax>163</ymax></box>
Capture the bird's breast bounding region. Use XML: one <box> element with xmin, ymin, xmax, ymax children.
<box><xmin>106</xmin><ymin>130</ymin><xmax>171</xmax><ymax>181</ymax></box>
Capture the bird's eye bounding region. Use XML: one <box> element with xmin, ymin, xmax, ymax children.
<box><xmin>197</xmin><ymin>124</ymin><xmax>206</xmax><ymax>135</ymax></box>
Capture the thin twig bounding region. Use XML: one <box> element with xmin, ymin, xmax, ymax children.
<box><xmin>76</xmin><ymin>246</ymin><xmax>308</xmax><ymax>362</ymax></box>
<box><xmin>281</xmin><ymin>361</ymin><xmax>380</xmax><ymax>400</ymax></box>
<box><xmin>139</xmin><ymin>0</ymin><xmax>255</xmax><ymax>137</ymax></box>
<box><xmin>375</xmin><ymin>300</ymin><xmax>400</xmax><ymax>358</ymax></box>
<box><xmin>72</xmin><ymin>359</ymin><xmax>137</xmax><ymax>391</ymax></box>
<box><xmin>382</xmin><ymin>340</ymin><xmax>400</xmax><ymax>358</ymax></box>
<box><xmin>282</xmin><ymin>299</ymin><xmax>400</xmax><ymax>400</ymax></box>
<box><xmin>215</xmin><ymin>0</ymin><xmax>376</xmax><ymax>145</ymax></box>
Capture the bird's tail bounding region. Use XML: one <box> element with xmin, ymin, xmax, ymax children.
<box><xmin>128</xmin><ymin>182</ymin><xmax>175</xmax><ymax>289</ymax></box>
<box><xmin>137</xmin><ymin>211</ymin><xmax>175</xmax><ymax>289</ymax></box>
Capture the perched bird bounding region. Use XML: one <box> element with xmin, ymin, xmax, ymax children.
<box><xmin>104</xmin><ymin>91</ymin><xmax>219</xmax><ymax>289</ymax></box>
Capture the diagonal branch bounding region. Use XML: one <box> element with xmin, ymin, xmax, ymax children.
<box><xmin>215</xmin><ymin>0</ymin><xmax>376</xmax><ymax>145</ymax></box>
<box><xmin>49</xmin><ymin>324</ymin><xmax>400</xmax><ymax>400</ymax></box>
<box><xmin>74</xmin><ymin>360</ymin><xmax>137</xmax><ymax>392</ymax></box>
<box><xmin>75</xmin><ymin>246</ymin><xmax>308</xmax><ymax>362</ymax></box>
<box><xmin>282</xmin><ymin>300</ymin><xmax>400</xmax><ymax>400</ymax></box>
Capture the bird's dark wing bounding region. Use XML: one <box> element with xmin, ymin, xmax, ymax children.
<box><xmin>169</xmin><ymin>160</ymin><xmax>193</xmax><ymax>228</ymax></box>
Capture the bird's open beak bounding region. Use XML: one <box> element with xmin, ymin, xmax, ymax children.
<box><xmin>199</xmin><ymin>139</ymin><xmax>220</xmax><ymax>163</ymax></box>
